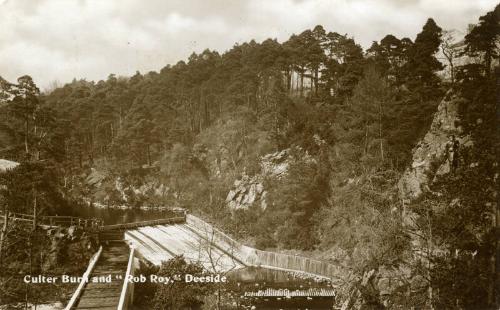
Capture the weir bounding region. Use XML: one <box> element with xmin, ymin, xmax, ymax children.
<box><xmin>124</xmin><ymin>214</ymin><xmax>348</xmax><ymax>281</ymax></box>
<box><xmin>125</xmin><ymin>222</ymin><xmax>245</xmax><ymax>272</ymax></box>
<box><xmin>68</xmin><ymin>213</ymin><xmax>345</xmax><ymax>309</ymax></box>
<box><xmin>184</xmin><ymin>214</ymin><xmax>349</xmax><ymax>282</ymax></box>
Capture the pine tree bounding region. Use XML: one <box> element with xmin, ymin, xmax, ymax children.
<box><xmin>321</xmin><ymin>32</ymin><xmax>364</xmax><ymax>101</ymax></box>
<box><xmin>9</xmin><ymin>76</ymin><xmax>40</xmax><ymax>156</ymax></box>
<box><xmin>404</xmin><ymin>18</ymin><xmax>444</xmax><ymax>100</ymax></box>
<box><xmin>463</xmin><ymin>4</ymin><xmax>500</xmax><ymax>77</ymax></box>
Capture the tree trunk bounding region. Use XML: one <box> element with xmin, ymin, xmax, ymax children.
<box><xmin>34</xmin><ymin>122</ymin><xmax>40</xmax><ymax>161</ymax></box>
<box><xmin>449</xmin><ymin>62</ymin><xmax>455</xmax><ymax>85</ymax></box>
<box><xmin>426</xmin><ymin>209</ymin><xmax>435</xmax><ymax>310</ymax></box>
<box><xmin>364</xmin><ymin>121</ymin><xmax>369</xmax><ymax>156</ymax></box>
<box><xmin>300</xmin><ymin>70</ymin><xmax>304</xmax><ymax>97</ymax></box>
<box><xmin>489</xmin><ymin>200</ymin><xmax>499</xmax><ymax>306</ymax></box>
<box><xmin>78</xmin><ymin>143</ymin><xmax>83</xmax><ymax>168</ymax></box>
<box><xmin>485</xmin><ymin>50</ymin><xmax>491</xmax><ymax>77</ymax></box>
<box><xmin>379</xmin><ymin>101</ymin><xmax>384</xmax><ymax>162</ymax></box>
<box><xmin>89</xmin><ymin>130</ymin><xmax>95</xmax><ymax>165</ymax></box>
<box><xmin>296</xmin><ymin>71</ymin><xmax>299</xmax><ymax>93</ymax></box>
<box><xmin>147</xmin><ymin>145</ymin><xmax>151</xmax><ymax>167</ymax></box>
<box><xmin>119</xmin><ymin>106</ymin><xmax>123</xmax><ymax>130</ymax></box>
<box><xmin>25</xmin><ymin>119</ymin><xmax>29</xmax><ymax>155</ymax></box>
<box><xmin>314</xmin><ymin>68</ymin><xmax>319</xmax><ymax>95</ymax></box>
<box><xmin>0</xmin><ymin>210</ymin><xmax>9</xmax><ymax>267</ymax></box>
<box><xmin>442</xmin><ymin>47</ymin><xmax>455</xmax><ymax>85</ymax></box>
<box><xmin>286</xmin><ymin>69</ymin><xmax>292</xmax><ymax>93</ymax></box>
<box><xmin>32</xmin><ymin>187</ymin><xmax>37</xmax><ymax>230</ymax></box>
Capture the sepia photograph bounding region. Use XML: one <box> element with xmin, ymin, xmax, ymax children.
<box><xmin>0</xmin><ymin>0</ymin><xmax>498</xmax><ymax>309</ymax></box>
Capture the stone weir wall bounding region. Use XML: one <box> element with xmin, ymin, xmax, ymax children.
<box><xmin>186</xmin><ymin>214</ymin><xmax>348</xmax><ymax>282</ymax></box>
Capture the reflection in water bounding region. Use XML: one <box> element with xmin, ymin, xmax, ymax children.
<box><xmin>228</xmin><ymin>266</ymin><xmax>331</xmax><ymax>286</ymax></box>
<box><xmin>248</xmin><ymin>297</ymin><xmax>335</xmax><ymax>310</ymax></box>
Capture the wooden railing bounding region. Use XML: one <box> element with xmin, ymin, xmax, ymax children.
<box><xmin>1</xmin><ymin>209</ymin><xmax>188</xmax><ymax>231</ymax></box>
<box><xmin>118</xmin><ymin>247</ymin><xmax>136</xmax><ymax>310</ymax></box>
<box><xmin>0</xmin><ymin>210</ymin><xmax>103</xmax><ymax>229</ymax></box>
<box><xmin>65</xmin><ymin>246</ymin><xmax>103</xmax><ymax>310</ymax></box>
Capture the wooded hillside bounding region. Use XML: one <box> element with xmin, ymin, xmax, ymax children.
<box><xmin>0</xmin><ymin>4</ymin><xmax>498</xmax><ymax>308</ymax></box>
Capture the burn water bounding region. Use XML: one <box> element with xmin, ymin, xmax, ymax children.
<box><xmin>226</xmin><ymin>266</ymin><xmax>336</xmax><ymax>309</ymax></box>
<box><xmin>67</xmin><ymin>206</ymin><xmax>336</xmax><ymax>308</ymax></box>
<box><xmin>66</xmin><ymin>205</ymin><xmax>176</xmax><ymax>224</ymax></box>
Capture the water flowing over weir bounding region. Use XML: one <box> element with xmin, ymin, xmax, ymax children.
<box><xmin>66</xmin><ymin>214</ymin><xmax>342</xmax><ymax>309</ymax></box>
<box><xmin>122</xmin><ymin>216</ymin><xmax>339</xmax><ymax>309</ymax></box>
<box><xmin>124</xmin><ymin>215</ymin><xmax>348</xmax><ymax>282</ymax></box>
<box><xmin>125</xmin><ymin>222</ymin><xmax>245</xmax><ymax>272</ymax></box>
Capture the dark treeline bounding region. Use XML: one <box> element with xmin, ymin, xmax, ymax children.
<box><xmin>7</xmin><ymin>20</ymin><xmax>444</xmax><ymax>171</ymax></box>
<box><xmin>0</xmin><ymin>4</ymin><xmax>498</xmax><ymax>309</ymax></box>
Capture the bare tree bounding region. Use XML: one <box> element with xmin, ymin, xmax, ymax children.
<box><xmin>441</xmin><ymin>30</ymin><xmax>461</xmax><ymax>85</ymax></box>
<box><xmin>195</xmin><ymin>224</ymin><xmax>241</xmax><ymax>310</ymax></box>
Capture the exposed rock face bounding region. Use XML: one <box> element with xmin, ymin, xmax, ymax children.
<box><xmin>116</xmin><ymin>178</ymin><xmax>169</xmax><ymax>201</ymax></box>
<box><xmin>373</xmin><ymin>92</ymin><xmax>474</xmax><ymax>307</ymax></box>
<box><xmin>86</xmin><ymin>167</ymin><xmax>170</xmax><ymax>208</ymax></box>
<box><xmin>261</xmin><ymin>149</ymin><xmax>290</xmax><ymax>178</ymax></box>
<box><xmin>226</xmin><ymin>148</ymin><xmax>316</xmax><ymax>211</ymax></box>
<box><xmin>225</xmin><ymin>149</ymin><xmax>293</xmax><ymax>211</ymax></box>
<box><xmin>226</xmin><ymin>174</ymin><xmax>267</xmax><ymax>210</ymax></box>
<box><xmin>85</xmin><ymin>168</ymin><xmax>106</xmax><ymax>187</ymax></box>
<box><xmin>398</xmin><ymin>92</ymin><xmax>471</xmax><ymax>202</ymax></box>
<box><xmin>0</xmin><ymin>159</ymin><xmax>19</xmax><ymax>172</ymax></box>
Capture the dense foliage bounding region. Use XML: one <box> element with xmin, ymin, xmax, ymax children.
<box><xmin>134</xmin><ymin>256</ymin><xmax>214</xmax><ymax>310</ymax></box>
<box><xmin>0</xmin><ymin>3</ymin><xmax>497</xmax><ymax>309</ymax></box>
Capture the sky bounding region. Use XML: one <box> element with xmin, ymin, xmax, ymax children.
<box><xmin>0</xmin><ymin>0</ymin><xmax>497</xmax><ymax>90</ymax></box>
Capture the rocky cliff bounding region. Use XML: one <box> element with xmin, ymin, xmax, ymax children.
<box><xmin>225</xmin><ymin>148</ymin><xmax>314</xmax><ymax>211</ymax></box>
<box><xmin>354</xmin><ymin>91</ymin><xmax>476</xmax><ymax>307</ymax></box>
<box><xmin>398</xmin><ymin>91</ymin><xmax>472</xmax><ymax>202</ymax></box>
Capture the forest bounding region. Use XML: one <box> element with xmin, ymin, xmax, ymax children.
<box><xmin>0</xmin><ymin>3</ymin><xmax>498</xmax><ymax>309</ymax></box>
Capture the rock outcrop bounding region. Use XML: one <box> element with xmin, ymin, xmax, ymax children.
<box><xmin>0</xmin><ymin>159</ymin><xmax>19</xmax><ymax>172</ymax></box>
<box><xmin>85</xmin><ymin>168</ymin><xmax>171</xmax><ymax>209</ymax></box>
<box><xmin>378</xmin><ymin>91</ymin><xmax>475</xmax><ymax>307</ymax></box>
<box><xmin>226</xmin><ymin>174</ymin><xmax>267</xmax><ymax>210</ymax></box>
<box><xmin>225</xmin><ymin>149</ymin><xmax>292</xmax><ymax>211</ymax></box>
<box><xmin>260</xmin><ymin>149</ymin><xmax>290</xmax><ymax>178</ymax></box>
<box><xmin>85</xmin><ymin>168</ymin><xmax>106</xmax><ymax>187</ymax></box>
<box><xmin>398</xmin><ymin>91</ymin><xmax>471</xmax><ymax>202</ymax></box>
<box><xmin>225</xmin><ymin>148</ymin><xmax>315</xmax><ymax>211</ymax></box>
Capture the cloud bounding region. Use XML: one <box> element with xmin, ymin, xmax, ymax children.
<box><xmin>0</xmin><ymin>0</ymin><xmax>496</xmax><ymax>89</ymax></box>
